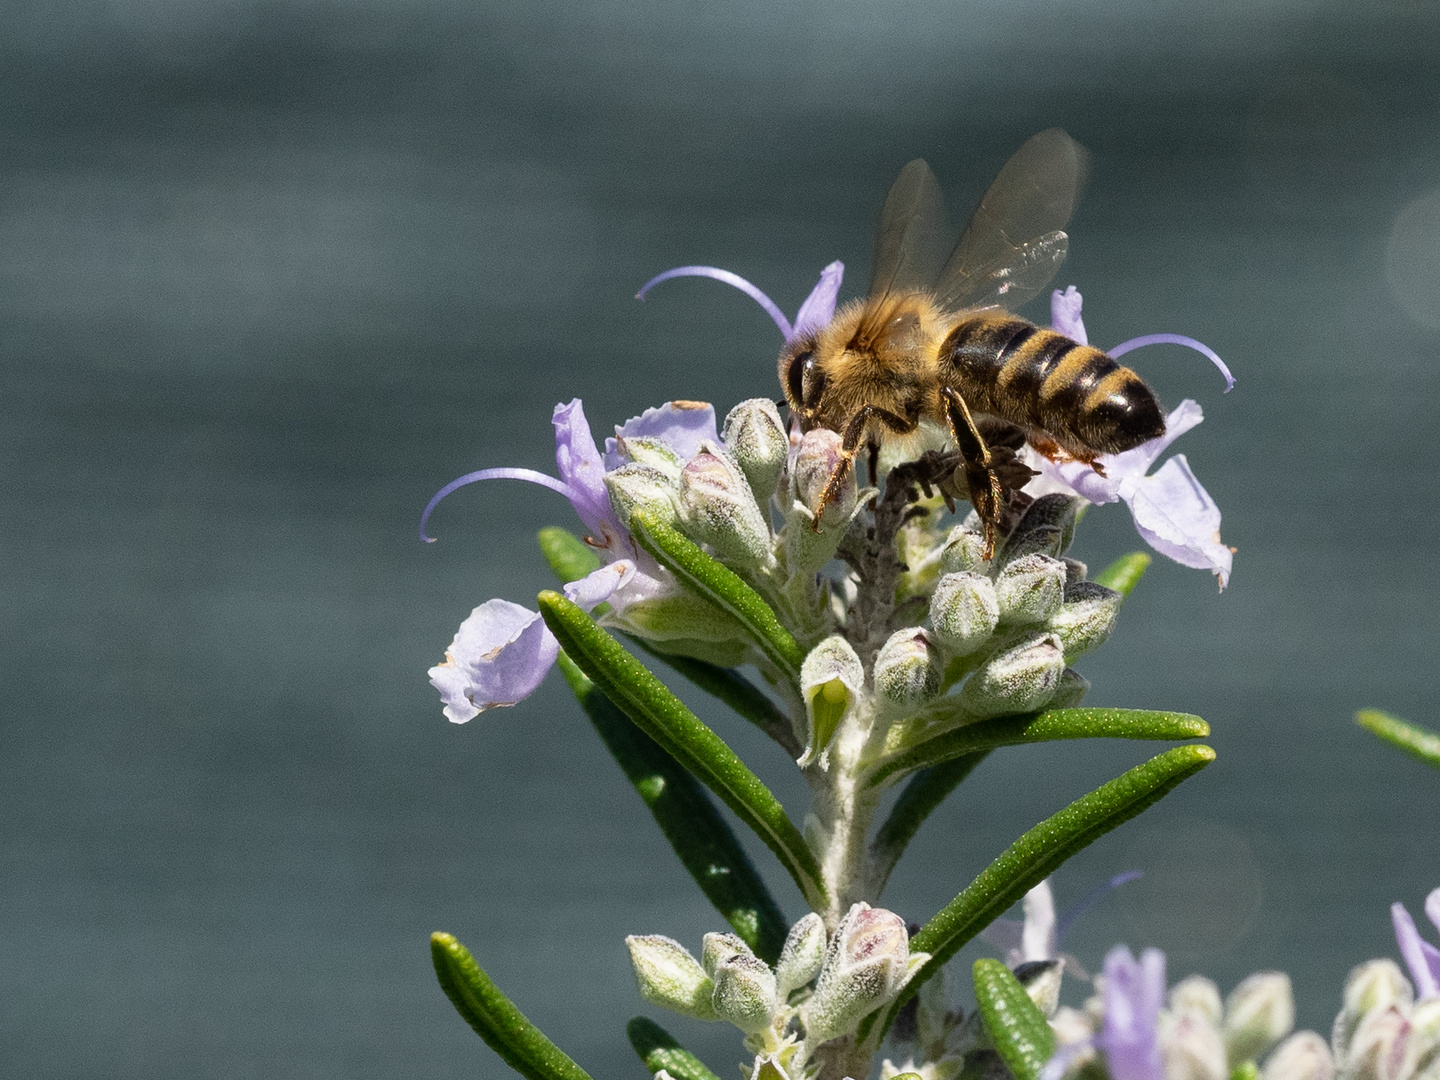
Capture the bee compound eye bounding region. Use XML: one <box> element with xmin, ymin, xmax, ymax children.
<box><xmin>786</xmin><ymin>350</ymin><xmax>812</xmax><ymax>405</ymax></box>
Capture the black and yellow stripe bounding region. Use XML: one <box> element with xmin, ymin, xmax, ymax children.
<box><xmin>939</xmin><ymin>313</ymin><xmax>1163</xmax><ymax>453</ymax></box>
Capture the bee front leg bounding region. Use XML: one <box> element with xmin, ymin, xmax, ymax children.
<box><xmin>940</xmin><ymin>387</ymin><xmax>1004</xmax><ymax>559</ymax></box>
<box><xmin>812</xmin><ymin>405</ymin><xmax>920</xmax><ymax>530</ymax></box>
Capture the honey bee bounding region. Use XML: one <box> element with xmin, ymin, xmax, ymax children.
<box><xmin>779</xmin><ymin>129</ymin><xmax>1164</xmax><ymax>557</ymax></box>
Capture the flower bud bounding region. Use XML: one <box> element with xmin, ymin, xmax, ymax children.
<box><xmin>1334</xmin><ymin>960</ymin><xmax>1413</xmax><ymax>1063</ymax></box>
<box><xmin>940</xmin><ymin>526</ymin><xmax>989</xmax><ymax>574</ymax></box>
<box><xmin>1407</xmin><ymin>998</ymin><xmax>1440</xmax><ymax>1077</ymax></box>
<box><xmin>1050</xmin><ymin>582</ymin><xmax>1123</xmax><ymax>660</ymax></box>
<box><xmin>1225</xmin><ymin>972</ymin><xmax>1295</xmax><ymax>1066</ymax></box>
<box><xmin>999</xmin><ymin>525</ymin><xmax>1065</xmax><ymax>565</ymax></box>
<box><xmin>775</xmin><ymin>913</ymin><xmax>827</xmax><ymax>996</ymax></box>
<box><xmin>995</xmin><ymin>553</ymin><xmax>1066</xmax><ymax>624</ymax></box>
<box><xmin>711</xmin><ymin>952</ymin><xmax>779</xmax><ymax>1034</ymax></box>
<box><xmin>606</xmin><ymin>463</ymin><xmax>680</xmax><ymax>527</ymax></box>
<box><xmin>1160</xmin><ymin>1007</ymin><xmax>1228</xmax><ymax>1080</ymax></box>
<box><xmin>626</xmin><ymin>934</ymin><xmax>717</xmax><ymax>1020</ymax></box>
<box><xmin>1341</xmin><ymin>1005</ymin><xmax>1410</xmax><ymax>1080</ymax></box>
<box><xmin>1013</xmin><ymin>958</ymin><xmax>1063</xmax><ymax>1018</ymax></box>
<box><xmin>956</xmin><ymin>633</ymin><xmax>1065</xmax><ymax>719</ymax></box>
<box><xmin>615</xmin><ymin>435</ymin><xmax>687</xmax><ymax>479</ymax></box>
<box><xmin>749</xmin><ymin>1053</ymin><xmax>791</xmax><ymax>1080</ymax></box>
<box><xmin>679</xmin><ymin>447</ymin><xmax>773</xmax><ymax>568</ymax></box>
<box><xmin>791</xmin><ymin>428</ymin><xmax>855</xmax><ymax>529</ymax></box>
<box><xmin>1262</xmin><ymin>1031</ymin><xmax>1335</xmax><ymax>1080</ymax></box>
<box><xmin>1049</xmin><ymin>667</ymin><xmax>1090</xmax><ymax>709</ymax></box>
<box><xmin>723</xmin><ymin>399</ymin><xmax>789</xmax><ymax>507</ymax></box>
<box><xmin>1063</xmin><ymin>557</ymin><xmax>1088</xmax><ymax>583</ymax></box>
<box><xmin>805</xmin><ymin>903</ymin><xmax>929</xmax><ymax>1043</ymax></box>
<box><xmin>1006</xmin><ymin>494</ymin><xmax>1082</xmax><ymax>556</ymax></box>
<box><xmin>702</xmin><ymin>931</ymin><xmax>755</xmax><ymax>977</ymax></box>
<box><xmin>799</xmin><ymin>636</ymin><xmax>864</xmax><ymax>767</ymax></box>
<box><xmin>1171</xmin><ymin>975</ymin><xmax>1224</xmax><ymax>1027</ymax></box>
<box><xmin>930</xmin><ymin>571</ymin><xmax>1000</xmax><ymax>656</ymax></box>
<box><xmin>874</xmin><ymin>628</ymin><xmax>942</xmax><ymax>708</ymax></box>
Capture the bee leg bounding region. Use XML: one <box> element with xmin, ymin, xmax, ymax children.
<box><xmin>866</xmin><ymin>441</ymin><xmax>881</xmax><ymax>487</ymax></box>
<box><xmin>940</xmin><ymin>387</ymin><xmax>1004</xmax><ymax>559</ymax></box>
<box><xmin>812</xmin><ymin>405</ymin><xmax>920</xmax><ymax>530</ymax></box>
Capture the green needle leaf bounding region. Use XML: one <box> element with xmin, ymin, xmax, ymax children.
<box><xmin>538</xmin><ymin>526</ymin><xmax>603</xmax><ymax>582</ymax></box>
<box><xmin>973</xmin><ymin>958</ymin><xmax>1055</xmax><ymax>1080</ymax></box>
<box><xmin>863</xmin><ymin>743</ymin><xmax>1214</xmax><ymax>1042</ymax></box>
<box><xmin>869</xmin><ymin>708</ymin><xmax>1210</xmax><ymax>787</ymax></box>
<box><xmin>629</xmin><ymin>511</ymin><xmax>804</xmax><ymax>679</ymax></box>
<box><xmin>558</xmin><ymin>653</ymin><xmax>789</xmax><ymax>962</ymax></box>
<box><xmin>626</xmin><ymin>1017</ymin><xmax>723</xmax><ymax>1080</ymax></box>
<box><xmin>431</xmin><ymin>932</ymin><xmax>594</xmax><ymax>1080</ymax></box>
<box><xmin>1356</xmin><ymin>709</ymin><xmax>1440</xmax><ymax>771</ymax></box>
<box><xmin>869</xmin><ymin>753</ymin><xmax>991</xmax><ymax>895</ymax></box>
<box><xmin>539</xmin><ymin>590</ymin><xmax>826</xmax><ymax>910</ymax></box>
<box><xmin>1093</xmin><ymin>552</ymin><xmax>1151</xmax><ymax>597</ymax></box>
<box><xmin>1230</xmin><ymin>1063</ymin><xmax>1262</xmax><ymax>1080</ymax></box>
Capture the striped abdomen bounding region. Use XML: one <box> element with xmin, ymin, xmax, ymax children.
<box><xmin>939</xmin><ymin>312</ymin><xmax>1164</xmax><ymax>456</ymax></box>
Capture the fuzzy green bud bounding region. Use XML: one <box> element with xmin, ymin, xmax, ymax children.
<box><xmin>679</xmin><ymin>447</ymin><xmax>773</xmax><ymax>568</ymax></box>
<box><xmin>775</xmin><ymin>913</ymin><xmax>827</xmax><ymax>996</ymax></box>
<box><xmin>1334</xmin><ymin>960</ymin><xmax>1413</xmax><ymax>1064</ymax></box>
<box><xmin>798</xmin><ymin>636</ymin><xmax>864</xmax><ymax>767</ymax></box>
<box><xmin>1171</xmin><ymin>976</ymin><xmax>1224</xmax><ymax>1027</ymax></box>
<box><xmin>616</xmin><ymin>435</ymin><xmax>687</xmax><ymax>479</ymax></box>
<box><xmin>1406</xmin><ymin>999</ymin><xmax>1440</xmax><ymax>1078</ymax></box>
<box><xmin>956</xmin><ymin>633</ymin><xmax>1065</xmax><ymax>719</ymax></box>
<box><xmin>723</xmin><ymin>398</ymin><xmax>789</xmax><ymax>507</ymax></box>
<box><xmin>1342</xmin><ymin>1005</ymin><xmax>1410</xmax><ymax>1080</ymax></box>
<box><xmin>711</xmin><ymin>953</ymin><xmax>779</xmax><ymax>1034</ymax></box>
<box><xmin>874</xmin><ymin>628</ymin><xmax>942</xmax><ymax>708</ymax></box>
<box><xmin>940</xmin><ymin>525</ymin><xmax>989</xmax><ymax>574</ymax></box>
<box><xmin>804</xmin><ymin>903</ymin><xmax>929</xmax><ymax>1043</ymax></box>
<box><xmin>1013</xmin><ymin>959</ymin><xmax>1064</xmax><ymax>1018</ymax></box>
<box><xmin>1051</xmin><ymin>581</ymin><xmax>1123</xmax><ymax>660</ymax></box>
<box><xmin>1225</xmin><ymin>972</ymin><xmax>1295</xmax><ymax>1066</ymax></box>
<box><xmin>1161</xmin><ymin>1008</ymin><xmax>1228</xmax><ymax>1080</ymax></box>
<box><xmin>1262</xmin><ymin>1032</ymin><xmax>1335</xmax><ymax>1080</ymax></box>
<box><xmin>1000</xmin><ymin>525</ymin><xmax>1065</xmax><ymax>565</ymax></box>
<box><xmin>995</xmin><ymin>553</ymin><xmax>1067</xmax><ymax>624</ymax></box>
<box><xmin>606</xmin><ymin>463</ymin><xmax>679</xmax><ymax>527</ymax></box>
<box><xmin>701</xmin><ymin>931</ymin><xmax>755</xmax><ymax>977</ymax></box>
<box><xmin>930</xmin><ymin>570</ymin><xmax>1000</xmax><ymax>656</ymax></box>
<box><xmin>791</xmin><ymin>428</ymin><xmax>855</xmax><ymax>529</ymax></box>
<box><xmin>626</xmin><ymin>934</ymin><xmax>717</xmax><ymax>1020</ymax></box>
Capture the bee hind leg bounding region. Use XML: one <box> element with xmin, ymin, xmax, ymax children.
<box><xmin>940</xmin><ymin>387</ymin><xmax>1004</xmax><ymax>560</ymax></box>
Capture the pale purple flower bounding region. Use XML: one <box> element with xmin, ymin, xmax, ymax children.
<box><xmin>1392</xmin><ymin>888</ymin><xmax>1440</xmax><ymax>1001</ymax></box>
<box><xmin>1028</xmin><ymin>287</ymin><xmax>1235</xmax><ymax>590</ymax></box>
<box><xmin>603</xmin><ymin>400</ymin><xmax>720</xmax><ymax>471</ymax></box>
<box><xmin>422</xmin><ymin>398</ymin><xmax>702</xmax><ymax>723</ymax></box>
<box><xmin>1098</xmin><ymin>946</ymin><xmax>1168</xmax><ymax>1080</ymax></box>
<box><xmin>636</xmin><ymin>260</ymin><xmax>845</xmax><ymax>344</ymax></box>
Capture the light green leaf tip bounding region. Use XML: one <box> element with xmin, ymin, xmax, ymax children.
<box><xmin>1356</xmin><ymin>709</ymin><xmax>1440</xmax><ymax>771</ymax></box>
<box><xmin>973</xmin><ymin>958</ymin><xmax>1055</xmax><ymax>1080</ymax></box>
<box><xmin>1093</xmin><ymin>552</ymin><xmax>1151</xmax><ymax>597</ymax></box>
<box><xmin>626</xmin><ymin>1017</ymin><xmax>722</xmax><ymax>1080</ymax></box>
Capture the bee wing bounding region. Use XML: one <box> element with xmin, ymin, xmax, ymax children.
<box><xmin>866</xmin><ymin>158</ymin><xmax>953</xmax><ymax>300</ymax></box>
<box><xmin>934</xmin><ymin>128</ymin><xmax>1090</xmax><ymax>313</ymax></box>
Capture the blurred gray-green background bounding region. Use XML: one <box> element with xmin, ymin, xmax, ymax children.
<box><xmin>5</xmin><ymin>1</ymin><xmax>1440</xmax><ymax>1075</ymax></box>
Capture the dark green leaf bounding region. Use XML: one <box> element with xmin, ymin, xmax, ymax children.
<box><xmin>869</xmin><ymin>753</ymin><xmax>991</xmax><ymax>894</ymax></box>
<box><xmin>1356</xmin><ymin>709</ymin><xmax>1440</xmax><ymax>771</ymax></box>
<box><xmin>626</xmin><ymin>1017</ymin><xmax>722</xmax><ymax>1080</ymax></box>
<box><xmin>431</xmin><ymin>932</ymin><xmax>594</xmax><ymax>1080</ymax></box>
<box><xmin>558</xmin><ymin>653</ymin><xmax>789</xmax><ymax>962</ymax></box>
<box><xmin>972</xmin><ymin>958</ymin><xmax>1055</xmax><ymax>1080</ymax></box>
<box><xmin>538</xmin><ymin>526</ymin><xmax>603</xmax><ymax>583</ymax></box>
<box><xmin>629</xmin><ymin>511</ymin><xmax>803</xmax><ymax>680</ymax></box>
<box><xmin>1092</xmin><ymin>553</ymin><xmax>1150</xmax><ymax>597</ymax></box>
<box><xmin>863</xmin><ymin>743</ymin><xmax>1214</xmax><ymax>1041</ymax></box>
<box><xmin>632</xmin><ymin>641</ymin><xmax>801</xmax><ymax>758</ymax></box>
<box><xmin>539</xmin><ymin>590</ymin><xmax>826</xmax><ymax>910</ymax></box>
<box><xmin>868</xmin><ymin>708</ymin><xmax>1210</xmax><ymax>787</ymax></box>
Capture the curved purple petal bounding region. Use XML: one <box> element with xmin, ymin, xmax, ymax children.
<box><xmin>564</xmin><ymin>560</ymin><xmax>636</xmax><ymax>610</ymax></box>
<box><xmin>791</xmin><ymin>261</ymin><xmax>845</xmax><ymax>341</ymax></box>
<box><xmin>1050</xmin><ymin>286</ymin><xmax>1088</xmax><ymax>345</ymax></box>
<box><xmin>428</xmin><ymin>599</ymin><xmax>560</xmax><ymax>724</ymax></box>
<box><xmin>1109</xmin><ymin>333</ymin><xmax>1236</xmax><ymax>393</ymax></box>
<box><xmin>1394</xmin><ymin>901</ymin><xmax>1440</xmax><ymax>1000</ymax></box>
<box><xmin>1124</xmin><ymin>455</ymin><xmax>1233</xmax><ymax>589</ymax></box>
<box><xmin>1099</xmin><ymin>946</ymin><xmax>1166</xmax><ymax>1080</ymax></box>
<box><xmin>1427</xmin><ymin>888</ymin><xmax>1440</xmax><ymax>936</ymax></box>
<box><xmin>604</xmin><ymin>400</ymin><xmax>719</xmax><ymax>470</ymax></box>
<box><xmin>1056</xmin><ymin>871</ymin><xmax>1143</xmax><ymax>942</ymax></box>
<box><xmin>420</xmin><ymin>467</ymin><xmax>576</xmax><ymax>543</ymax></box>
<box><xmin>636</xmin><ymin>265</ymin><xmax>793</xmax><ymax>340</ymax></box>
<box><xmin>553</xmin><ymin>399</ymin><xmax>623</xmax><ymax>545</ymax></box>
<box><xmin>1042</xmin><ymin>1037</ymin><xmax>1097</xmax><ymax>1080</ymax></box>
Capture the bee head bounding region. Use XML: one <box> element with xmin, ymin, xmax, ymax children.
<box><xmin>778</xmin><ymin>336</ymin><xmax>824</xmax><ymax>423</ymax></box>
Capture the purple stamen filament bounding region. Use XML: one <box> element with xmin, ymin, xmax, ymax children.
<box><xmin>636</xmin><ymin>265</ymin><xmax>793</xmax><ymax>340</ymax></box>
<box><xmin>420</xmin><ymin>467</ymin><xmax>577</xmax><ymax>543</ymax></box>
<box><xmin>1109</xmin><ymin>333</ymin><xmax>1236</xmax><ymax>393</ymax></box>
